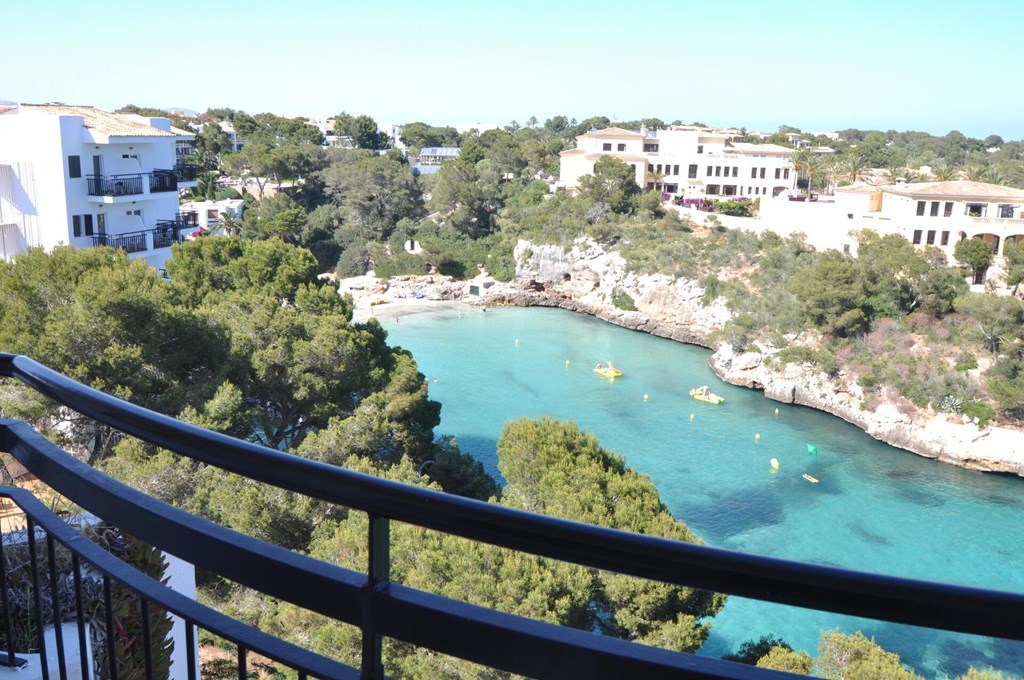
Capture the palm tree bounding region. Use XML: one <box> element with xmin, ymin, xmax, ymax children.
<box><xmin>789</xmin><ymin>149</ymin><xmax>812</xmax><ymax>195</ymax></box>
<box><xmin>908</xmin><ymin>168</ymin><xmax>933</xmax><ymax>183</ymax></box>
<box><xmin>804</xmin><ymin>154</ymin><xmax>826</xmax><ymax>196</ymax></box>
<box><xmin>193</xmin><ymin>171</ymin><xmax>219</xmax><ymax>200</ymax></box>
<box><xmin>885</xmin><ymin>164</ymin><xmax>908</xmax><ymax>184</ymax></box>
<box><xmin>837</xmin><ymin>154</ymin><xmax>868</xmax><ymax>184</ymax></box>
<box><xmin>986</xmin><ymin>169</ymin><xmax>1008</xmax><ymax>186</ymax></box>
<box><xmin>645</xmin><ymin>169</ymin><xmax>667</xmax><ymax>193</ymax></box>
<box><xmin>931</xmin><ymin>164</ymin><xmax>957</xmax><ymax>181</ymax></box>
<box><xmin>963</xmin><ymin>165</ymin><xmax>989</xmax><ymax>182</ymax></box>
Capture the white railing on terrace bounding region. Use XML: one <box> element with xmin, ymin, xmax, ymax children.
<box><xmin>971</xmin><ymin>216</ymin><xmax>1024</xmax><ymax>226</ymax></box>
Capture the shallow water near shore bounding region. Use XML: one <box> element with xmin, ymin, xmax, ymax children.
<box><xmin>380</xmin><ymin>304</ymin><xmax>1024</xmax><ymax>677</ymax></box>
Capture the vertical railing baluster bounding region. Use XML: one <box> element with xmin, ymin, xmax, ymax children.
<box><xmin>140</xmin><ymin>599</ymin><xmax>154</xmax><ymax>680</ymax></box>
<box><xmin>26</xmin><ymin>518</ymin><xmax>49</xmax><ymax>680</ymax></box>
<box><xmin>237</xmin><ymin>645</ymin><xmax>247</xmax><ymax>680</ymax></box>
<box><xmin>103</xmin><ymin>575</ymin><xmax>117</xmax><ymax>680</ymax></box>
<box><xmin>45</xmin><ymin>535</ymin><xmax>68</xmax><ymax>680</ymax></box>
<box><xmin>361</xmin><ymin>514</ymin><xmax>390</xmax><ymax>679</ymax></box>
<box><xmin>71</xmin><ymin>554</ymin><xmax>90</xmax><ymax>680</ymax></box>
<box><xmin>185</xmin><ymin>620</ymin><xmax>197</xmax><ymax>680</ymax></box>
<box><xmin>0</xmin><ymin>527</ymin><xmax>26</xmax><ymax>668</ymax></box>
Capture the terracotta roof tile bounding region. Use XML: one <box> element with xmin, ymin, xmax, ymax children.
<box><xmin>20</xmin><ymin>104</ymin><xmax>175</xmax><ymax>137</ymax></box>
<box><xmin>883</xmin><ymin>180</ymin><xmax>1024</xmax><ymax>200</ymax></box>
<box><xmin>580</xmin><ymin>126</ymin><xmax>644</xmax><ymax>139</ymax></box>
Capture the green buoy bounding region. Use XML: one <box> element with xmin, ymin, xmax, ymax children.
<box><xmin>807</xmin><ymin>444</ymin><xmax>818</xmax><ymax>455</ymax></box>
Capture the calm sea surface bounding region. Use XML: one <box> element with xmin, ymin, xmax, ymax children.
<box><xmin>379</xmin><ymin>305</ymin><xmax>1024</xmax><ymax>677</ymax></box>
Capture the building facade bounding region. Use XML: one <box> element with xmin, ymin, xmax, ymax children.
<box><xmin>755</xmin><ymin>179</ymin><xmax>1024</xmax><ymax>283</ymax></box>
<box><xmin>558</xmin><ymin>126</ymin><xmax>797</xmax><ymax>198</ymax></box>
<box><xmin>835</xmin><ymin>180</ymin><xmax>1024</xmax><ymax>261</ymax></box>
<box><xmin>0</xmin><ymin>104</ymin><xmax>198</xmax><ymax>270</ymax></box>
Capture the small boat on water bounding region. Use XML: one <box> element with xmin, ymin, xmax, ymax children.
<box><xmin>690</xmin><ymin>385</ymin><xmax>725</xmax><ymax>404</ymax></box>
<box><xmin>594</xmin><ymin>360</ymin><xmax>622</xmax><ymax>379</ymax></box>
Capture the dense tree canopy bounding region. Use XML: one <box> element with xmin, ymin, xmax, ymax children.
<box><xmin>333</xmin><ymin>112</ymin><xmax>390</xmax><ymax>150</ymax></box>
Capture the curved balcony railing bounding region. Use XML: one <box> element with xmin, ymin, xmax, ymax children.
<box><xmin>1</xmin><ymin>353</ymin><xmax>1023</xmax><ymax>678</ymax></box>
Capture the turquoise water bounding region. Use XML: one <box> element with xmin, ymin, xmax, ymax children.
<box><xmin>379</xmin><ymin>305</ymin><xmax>1024</xmax><ymax>677</ymax></box>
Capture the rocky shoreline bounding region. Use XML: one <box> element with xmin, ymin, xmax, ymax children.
<box><xmin>342</xmin><ymin>239</ymin><xmax>1024</xmax><ymax>477</ymax></box>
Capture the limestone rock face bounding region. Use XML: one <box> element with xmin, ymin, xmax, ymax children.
<box><xmin>708</xmin><ymin>342</ymin><xmax>1024</xmax><ymax>476</ymax></box>
<box><xmin>482</xmin><ymin>238</ymin><xmax>1024</xmax><ymax>477</ymax></box>
<box><xmin>487</xmin><ymin>239</ymin><xmax>732</xmax><ymax>347</ymax></box>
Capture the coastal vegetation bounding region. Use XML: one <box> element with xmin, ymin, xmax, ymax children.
<box><xmin>4</xmin><ymin>106</ymin><xmax>1024</xmax><ymax>674</ymax></box>
<box><xmin>0</xmin><ymin>244</ymin><xmax>722</xmax><ymax>673</ymax></box>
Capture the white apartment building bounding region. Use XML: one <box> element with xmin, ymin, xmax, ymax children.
<box><xmin>0</xmin><ymin>104</ymin><xmax>198</xmax><ymax>270</ymax></box>
<box><xmin>559</xmin><ymin>126</ymin><xmax>797</xmax><ymax>199</ymax></box>
<box><xmin>179</xmin><ymin>198</ymin><xmax>245</xmax><ymax>231</ymax></box>
<box><xmin>840</xmin><ymin>180</ymin><xmax>1024</xmax><ymax>272</ymax></box>
<box><xmin>758</xmin><ymin>179</ymin><xmax>1024</xmax><ymax>282</ymax></box>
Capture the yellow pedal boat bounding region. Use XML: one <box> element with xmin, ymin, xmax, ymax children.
<box><xmin>594</xmin><ymin>361</ymin><xmax>622</xmax><ymax>379</ymax></box>
<box><xmin>690</xmin><ymin>385</ymin><xmax>725</xmax><ymax>404</ymax></box>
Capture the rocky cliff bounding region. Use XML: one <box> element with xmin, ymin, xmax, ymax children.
<box><xmin>479</xmin><ymin>239</ymin><xmax>1024</xmax><ymax>476</ymax></box>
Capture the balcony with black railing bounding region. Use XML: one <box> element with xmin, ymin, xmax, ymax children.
<box><xmin>0</xmin><ymin>353</ymin><xmax>1023</xmax><ymax>678</ymax></box>
<box><xmin>149</xmin><ymin>169</ymin><xmax>178</xmax><ymax>193</ymax></box>
<box><xmin>153</xmin><ymin>212</ymin><xmax>199</xmax><ymax>249</ymax></box>
<box><xmin>90</xmin><ymin>230</ymin><xmax>148</xmax><ymax>253</ymax></box>
<box><xmin>89</xmin><ymin>213</ymin><xmax>200</xmax><ymax>254</ymax></box>
<box><xmin>86</xmin><ymin>174</ymin><xmax>144</xmax><ymax>197</ymax></box>
<box><xmin>173</xmin><ymin>163</ymin><xmax>199</xmax><ymax>183</ymax></box>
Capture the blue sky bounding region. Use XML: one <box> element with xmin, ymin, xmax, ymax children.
<box><xmin>5</xmin><ymin>0</ymin><xmax>1023</xmax><ymax>139</ymax></box>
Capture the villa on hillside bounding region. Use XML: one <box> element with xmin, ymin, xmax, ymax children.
<box><xmin>0</xmin><ymin>104</ymin><xmax>198</xmax><ymax>270</ymax></box>
<box><xmin>759</xmin><ymin>179</ymin><xmax>1024</xmax><ymax>282</ymax></box>
<box><xmin>558</xmin><ymin>126</ymin><xmax>798</xmax><ymax>198</ymax></box>
<box><xmin>179</xmin><ymin>197</ymin><xmax>245</xmax><ymax>232</ymax></box>
<box><xmin>412</xmin><ymin>146</ymin><xmax>461</xmax><ymax>176</ymax></box>
<box><xmin>418</xmin><ymin>146</ymin><xmax>461</xmax><ymax>165</ymax></box>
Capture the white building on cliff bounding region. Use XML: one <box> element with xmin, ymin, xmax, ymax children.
<box><xmin>0</xmin><ymin>104</ymin><xmax>198</xmax><ymax>270</ymax></box>
<box><xmin>758</xmin><ymin>179</ymin><xmax>1024</xmax><ymax>282</ymax></box>
<box><xmin>558</xmin><ymin>126</ymin><xmax>798</xmax><ymax>198</ymax></box>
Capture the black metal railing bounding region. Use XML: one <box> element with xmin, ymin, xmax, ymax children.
<box><xmin>149</xmin><ymin>170</ymin><xmax>178</xmax><ymax>193</ymax></box>
<box><xmin>0</xmin><ymin>488</ymin><xmax>354</xmax><ymax>679</ymax></box>
<box><xmin>151</xmin><ymin>222</ymin><xmax>181</xmax><ymax>249</ymax></box>
<box><xmin>1</xmin><ymin>353</ymin><xmax>1024</xmax><ymax>678</ymax></box>
<box><xmin>90</xmin><ymin>231</ymin><xmax>148</xmax><ymax>254</ymax></box>
<box><xmin>85</xmin><ymin>174</ymin><xmax>144</xmax><ymax>197</ymax></box>
<box><xmin>173</xmin><ymin>163</ymin><xmax>199</xmax><ymax>182</ymax></box>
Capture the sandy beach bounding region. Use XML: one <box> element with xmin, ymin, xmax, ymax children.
<box><xmin>351</xmin><ymin>298</ymin><xmax>458</xmax><ymax>323</ymax></box>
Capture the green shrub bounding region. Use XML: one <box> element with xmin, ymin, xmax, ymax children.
<box><xmin>955</xmin><ymin>353</ymin><xmax>978</xmax><ymax>371</ymax></box>
<box><xmin>701</xmin><ymin>274</ymin><xmax>724</xmax><ymax>303</ymax></box>
<box><xmin>612</xmin><ymin>289</ymin><xmax>637</xmax><ymax>311</ymax></box>
<box><xmin>213</xmin><ymin>187</ymin><xmax>241</xmax><ymax>200</ymax></box>
<box><xmin>714</xmin><ymin>200</ymin><xmax>754</xmax><ymax>217</ymax></box>
<box><xmin>775</xmin><ymin>346</ymin><xmax>838</xmax><ymax>376</ymax></box>
<box><xmin>337</xmin><ymin>244</ymin><xmax>371</xmax><ymax>277</ymax></box>
<box><xmin>776</xmin><ymin>346</ymin><xmax>817</xmax><ymax>365</ymax></box>
<box><xmin>962</xmin><ymin>400</ymin><xmax>996</xmax><ymax>427</ymax></box>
